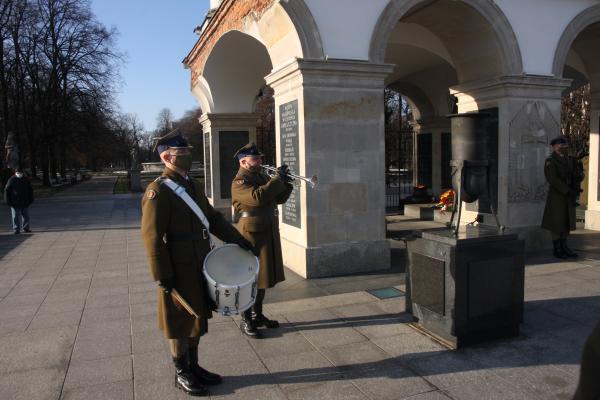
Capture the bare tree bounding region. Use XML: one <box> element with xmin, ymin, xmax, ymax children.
<box><xmin>155</xmin><ymin>108</ymin><xmax>174</xmax><ymax>135</ymax></box>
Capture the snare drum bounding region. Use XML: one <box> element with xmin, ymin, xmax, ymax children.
<box><xmin>203</xmin><ymin>244</ymin><xmax>260</xmax><ymax>316</ymax></box>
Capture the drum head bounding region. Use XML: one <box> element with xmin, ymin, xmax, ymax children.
<box><xmin>203</xmin><ymin>244</ymin><xmax>259</xmax><ymax>286</ymax></box>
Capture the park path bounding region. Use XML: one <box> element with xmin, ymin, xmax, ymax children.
<box><xmin>0</xmin><ymin>175</ymin><xmax>598</xmax><ymax>399</ymax></box>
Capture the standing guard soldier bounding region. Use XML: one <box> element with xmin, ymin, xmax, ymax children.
<box><xmin>541</xmin><ymin>136</ymin><xmax>578</xmax><ymax>259</ymax></box>
<box><xmin>141</xmin><ymin>129</ymin><xmax>255</xmax><ymax>396</ymax></box>
<box><xmin>231</xmin><ymin>143</ymin><xmax>293</xmax><ymax>338</ymax></box>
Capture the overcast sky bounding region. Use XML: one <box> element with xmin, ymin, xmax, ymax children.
<box><xmin>90</xmin><ymin>0</ymin><xmax>211</xmax><ymax>132</ymax></box>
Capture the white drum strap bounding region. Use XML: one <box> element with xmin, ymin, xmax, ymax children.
<box><xmin>161</xmin><ymin>178</ymin><xmax>213</xmax><ymax>248</ymax></box>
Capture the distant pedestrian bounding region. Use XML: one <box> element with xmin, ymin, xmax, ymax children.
<box><xmin>541</xmin><ymin>136</ymin><xmax>577</xmax><ymax>258</ymax></box>
<box><xmin>4</xmin><ymin>168</ymin><xmax>34</xmax><ymax>234</ymax></box>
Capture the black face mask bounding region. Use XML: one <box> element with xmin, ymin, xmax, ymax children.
<box><xmin>172</xmin><ymin>154</ymin><xmax>193</xmax><ymax>172</ymax></box>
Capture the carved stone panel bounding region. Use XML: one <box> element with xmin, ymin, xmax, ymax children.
<box><xmin>508</xmin><ymin>102</ymin><xmax>557</xmax><ymax>203</ymax></box>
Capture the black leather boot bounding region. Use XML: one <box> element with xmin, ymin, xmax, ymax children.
<box><xmin>173</xmin><ymin>355</ymin><xmax>208</xmax><ymax>396</ymax></box>
<box><xmin>251</xmin><ymin>292</ymin><xmax>279</xmax><ymax>328</ymax></box>
<box><xmin>240</xmin><ymin>309</ymin><xmax>261</xmax><ymax>338</ymax></box>
<box><xmin>553</xmin><ymin>240</ymin><xmax>569</xmax><ymax>259</ymax></box>
<box><xmin>560</xmin><ymin>238</ymin><xmax>578</xmax><ymax>258</ymax></box>
<box><xmin>188</xmin><ymin>346</ymin><xmax>222</xmax><ymax>385</ymax></box>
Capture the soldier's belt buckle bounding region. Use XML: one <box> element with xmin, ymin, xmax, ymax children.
<box><xmin>202</xmin><ymin>229</ymin><xmax>209</xmax><ymax>240</ymax></box>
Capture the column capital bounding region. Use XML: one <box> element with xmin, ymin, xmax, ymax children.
<box><xmin>199</xmin><ymin>113</ymin><xmax>260</xmax><ymax>130</ymax></box>
<box><xmin>450</xmin><ymin>75</ymin><xmax>572</xmax><ymax>105</ymax></box>
<box><xmin>265</xmin><ymin>58</ymin><xmax>394</xmax><ymax>93</ymax></box>
<box><xmin>413</xmin><ymin>116</ymin><xmax>450</xmax><ymax>133</ymax></box>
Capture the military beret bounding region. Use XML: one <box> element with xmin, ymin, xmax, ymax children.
<box><xmin>233</xmin><ymin>142</ymin><xmax>263</xmax><ymax>160</ymax></box>
<box><xmin>152</xmin><ymin>128</ymin><xmax>192</xmax><ymax>154</ymax></box>
<box><xmin>550</xmin><ymin>136</ymin><xmax>569</xmax><ymax>146</ymax></box>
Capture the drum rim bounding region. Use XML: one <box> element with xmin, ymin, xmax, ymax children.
<box><xmin>202</xmin><ymin>244</ymin><xmax>260</xmax><ymax>289</ymax></box>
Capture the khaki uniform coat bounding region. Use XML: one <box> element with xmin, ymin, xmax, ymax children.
<box><xmin>541</xmin><ymin>152</ymin><xmax>576</xmax><ymax>233</ymax></box>
<box><xmin>231</xmin><ymin>167</ymin><xmax>293</xmax><ymax>289</ymax></box>
<box><xmin>573</xmin><ymin>321</ymin><xmax>600</xmax><ymax>400</ymax></box>
<box><xmin>141</xmin><ymin>168</ymin><xmax>242</xmax><ymax>339</ymax></box>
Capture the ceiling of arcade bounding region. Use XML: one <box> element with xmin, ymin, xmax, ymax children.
<box><xmin>565</xmin><ymin>22</ymin><xmax>600</xmax><ymax>90</ymax></box>
<box><xmin>382</xmin><ymin>0</ymin><xmax>509</xmax><ymax>119</ymax></box>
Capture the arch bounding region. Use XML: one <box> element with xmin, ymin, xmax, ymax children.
<box><xmin>203</xmin><ymin>30</ymin><xmax>273</xmax><ymax>113</ymax></box>
<box><xmin>387</xmin><ymin>81</ymin><xmax>435</xmax><ymax>119</ymax></box>
<box><xmin>552</xmin><ymin>4</ymin><xmax>600</xmax><ymax>77</ymax></box>
<box><xmin>278</xmin><ymin>0</ymin><xmax>324</xmax><ymax>60</ymax></box>
<box><xmin>191</xmin><ymin>76</ymin><xmax>215</xmax><ymax>114</ymax></box>
<box><xmin>369</xmin><ymin>0</ymin><xmax>523</xmax><ymax>77</ymax></box>
<box><xmin>184</xmin><ymin>0</ymin><xmax>323</xmax><ymax>80</ymax></box>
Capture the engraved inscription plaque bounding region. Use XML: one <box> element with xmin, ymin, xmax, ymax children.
<box><xmin>279</xmin><ymin>100</ymin><xmax>301</xmax><ymax>228</ymax></box>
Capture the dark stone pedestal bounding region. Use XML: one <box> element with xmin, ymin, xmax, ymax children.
<box><xmin>406</xmin><ymin>227</ymin><xmax>524</xmax><ymax>348</ymax></box>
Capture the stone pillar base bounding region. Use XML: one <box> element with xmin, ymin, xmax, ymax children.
<box><xmin>282</xmin><ymin>238</ymin><xmax>390</xmax><ymax>279</ymax></box>
<box><xmin>585</xmin><ymin>210</ymin><xmax>600</xmax><ymax>230</ymax></box>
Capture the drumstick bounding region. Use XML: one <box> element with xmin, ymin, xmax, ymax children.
<box><xmin>171</xmin><ymin>289</ymin><xmax>201</xmax><ymax>319</ymax></box>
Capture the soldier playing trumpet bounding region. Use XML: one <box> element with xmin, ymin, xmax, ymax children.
<box><xmin>231</xmin><ymin>143</ymin><xmax>293</xmax><ymax>338</ymax></box>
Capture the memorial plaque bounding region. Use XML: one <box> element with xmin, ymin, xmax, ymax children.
<box><xmin>204</xmin><ymin>132</ymin><xmax>212</xmax><ymax>197</ymax></box>
<box><xmin>417</xmin><ymin>133</ymin><xmax>433</xmax><ymax>188</ymax></box>
<box><xmin>279</xmin><ymin>100</ymin><xmax>301</xmax><ymax>228</ymax></box>
<box><xmin>411</xmin><ymin>253</ymin><xmax>445</xmax><ymax>315</ymax></box>
<box><xmin>219</xmin><ymin>131</ymin><xmax>249</xmax><ymax>199</ymax></box>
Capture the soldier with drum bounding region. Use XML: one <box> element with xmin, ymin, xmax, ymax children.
<box><xmin>141</xmin><ymin>129</ymin><xmax>256</xmax><ymax>396</ymax></box>
<box><xmin>231</xmin><ymin>143</ymin><xmax>294</xmax><ymax>338</ymax></box>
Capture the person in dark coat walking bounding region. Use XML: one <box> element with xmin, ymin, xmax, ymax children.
<box><xmin>231</xmin><ymin>143</ymin><xmax>293</xmax><ymax>338</ymax></box>
<box><xmin>541</xmin><ymin>136</ymin><xmax>578</xmax><ymax>258</ymax></box>
<box><xmin>4</xmin><ymin>168</ymin><xmax>34</xmax><ymax>234</ymax></box>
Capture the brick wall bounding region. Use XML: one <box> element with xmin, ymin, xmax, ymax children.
<box><xmin>184</xmin><ymin>0</ymin><xmax>276</xmax><ymax>87</ymax></box>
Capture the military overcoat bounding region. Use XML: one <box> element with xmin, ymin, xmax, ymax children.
<box><xmin>541</xmin><ymin>152</ymin><xmax>577</xmax><ymax>233</ymax></box>
<box><xmin>141</xmin><ymin>168</ymin><xmax>242</xmax><ymax>339</ymax></box>
<box><xmin>231</xmin><ymin>167</ymin><xmax>293</xmax><ymax>289</ymax></box>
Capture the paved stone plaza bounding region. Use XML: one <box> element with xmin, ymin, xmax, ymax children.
<box><xmin>0</xmin><ymin>176</ymin><xmax>599</xmax><ymax>399</ymax></box>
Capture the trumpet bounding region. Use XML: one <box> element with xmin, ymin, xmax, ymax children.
<box><xmin>261</xmin><ymin>165</ymin><xmax>318</xmax><ymax>189</ymax></box>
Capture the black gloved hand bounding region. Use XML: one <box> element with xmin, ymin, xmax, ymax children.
<box><xmin>237</xmin><ymin>237</ymin><xmax>259</xmax><ymax>257</ymax></box>
<box><xmin>158</xmin><ymin>278</ymin><xmax>175</xmax><ymax>294</ymax></box>
<box><xmin>276</xmin><ymin>164</ymin><xmax>290</xmax><ymax>180</ymax></box>
<box><xmin>276</xmin><ymin>164</ymin><xmax>294</xmax><ymax>183</ymax></box>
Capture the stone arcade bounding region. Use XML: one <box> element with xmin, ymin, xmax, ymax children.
<box><xmin>183</xmin><ymin>0</ymin><xmax>600</xmax><ymax>279</ymax></box>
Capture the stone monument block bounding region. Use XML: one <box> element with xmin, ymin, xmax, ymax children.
<box><xmin>406</xmin><ymin>227</ymin><xmax>524</xmax><ymax>348</ymax></box>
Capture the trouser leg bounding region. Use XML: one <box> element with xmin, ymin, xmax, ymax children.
<box><xmin>169</xmin><ymin>337</ymin><xmax>207</xmax><ymax>396</ymax></box>
<box><xmin>559</xmin><ymin>232</ymin><xmax>578</xmax><ymax>258</ymax></box>
<box><xmin>187</xmin><ymin>336</ymin><xmax>222</xmax><ymax>385</ymax></box>
<box><xmin>21</xmin><ymin>207</ymin><xmax>30</xmax><ymax>231</ymax></box>
<box><xmin>11</xmin><ymin>208</ymin><xmax>20</xmax><ymax>232</ymax></box>
<box><xmin>252</xmin><ymin>289</ymin><xmax>279</xmax><ymax>328</ymax></box>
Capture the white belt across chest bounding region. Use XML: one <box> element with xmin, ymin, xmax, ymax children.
<box><xmin>160</xmin><ymin>178</ymin><xmax>213</xmax><ymax>248</ymax></box>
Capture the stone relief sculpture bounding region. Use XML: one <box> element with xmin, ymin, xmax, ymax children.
<box><xmin>4</xmin><ymin>131</ymin><xmax>19</xmax><ymax>170</ymax></box>
<box><xmin>508</xmin><ymin>102</ymin><xmax>557</xmax><ymax>203</ymax></box>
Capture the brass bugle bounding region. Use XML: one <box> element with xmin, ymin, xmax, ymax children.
<box><xmin>261</xmin><ymin>165</ymin><xmax>318</xmax><ymax>188</ymax></box>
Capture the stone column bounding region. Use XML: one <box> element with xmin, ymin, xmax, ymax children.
<box><xmin>265</xmin><ymin>59</ymin><xmax>394</xmax><ymax>278</ymax></box>
<box><xmin>450</xmin><ymin>75</ymin><xmax>571</xmax><ymax>249</ymax></box>
<box><xmin>413</xmin><ymin>117</ymin><xmax>451</xmax><ymax>197</ymax></box>
<box><xmin>585</xmin><ymin>91</ymin><xmax>600</xmax><ymax>230</ymax></box>
<box><xmin>199</xmin><ymin>113</ymin><xmax>259</xmax><ymax>219</ymax></box>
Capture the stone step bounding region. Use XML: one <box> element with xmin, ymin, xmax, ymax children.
<box><xmin>403</xmin><ymin>203</ymin><xmax>435</xmax><ymax>220</ymax></box>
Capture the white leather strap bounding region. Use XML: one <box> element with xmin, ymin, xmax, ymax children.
<box><xmin>160</xmin><ymin>178</ymin><xmax>213</xmax><ymax>247</ymax></box>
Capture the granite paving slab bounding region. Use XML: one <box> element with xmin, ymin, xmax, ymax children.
<box><xmin>1</xmin><ymin>176</ymin><xmax>599</xmax><ymax>399</ymax></box>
